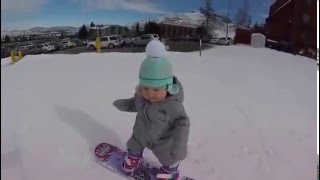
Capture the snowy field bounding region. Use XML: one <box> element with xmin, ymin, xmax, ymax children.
<box><xmin>1</xmin><ymin>45</ymin><xmax>318</xmax><ymax>180</ymax></box>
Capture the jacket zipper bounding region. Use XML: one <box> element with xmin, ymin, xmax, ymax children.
<box><xmin>144</xmin><ymin>103</ymin><xmax>154</xmax><ymax>148</ymax></box>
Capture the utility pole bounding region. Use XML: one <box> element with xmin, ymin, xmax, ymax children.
<box><xmin>226</xmin><ymin>0</ymin><xmax>231</xmax><ymax>39</ymax></box>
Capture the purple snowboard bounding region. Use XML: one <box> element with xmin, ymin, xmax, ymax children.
<box><xmin>94</xmin><ymin>143</ymin><xmax>194</xmax><ymax>180</ymax></box>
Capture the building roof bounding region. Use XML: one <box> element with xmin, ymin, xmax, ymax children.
<box><xmin>269</xmin><ymin>0</ymin><xmax>292</xmax><ymax>17</ymax></box>
<box><xmin>160</xmin><ymin>18</ymin><xmax>200</xmax><ymax>28</ymax></box>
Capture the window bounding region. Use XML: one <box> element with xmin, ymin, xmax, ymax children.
<box><xmin>177</xmin><ymin>27</ymin><xmax>181</xmax><ymax>36</ymax></box>
<box><xmin>141</xmin><ymin>35</ymin><xmax>151</xmax><ymax>40</ymax></box>
<box><xmin>303</xmin><ymin>14</ymin><xmax>310</xmax><ymax>24</ymax></box>
<box><xmin>109</xmin><ymin>36</ymin><xmax>117</xmax><ymax>41</ymax></box>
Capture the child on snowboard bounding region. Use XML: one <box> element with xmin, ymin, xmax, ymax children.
<box><xmin>113</xmin><ymin>40</ymin><xmax>190</xmax><ymax>180</ymax></box>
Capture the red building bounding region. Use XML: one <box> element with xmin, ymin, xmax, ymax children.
<box><xmin>159</xmin><ymin>18</ymin><xmax>199</xmax><ymax>39</ymax></box>
<box><xmin>234</xmin><ymin>25</ymin><xmax>266</xmax><ymax>45</ymax></box>
<box><xmin>265</xmin><ymin>0</ymin><xmax>317</xmax><ymax>57</ymax></box>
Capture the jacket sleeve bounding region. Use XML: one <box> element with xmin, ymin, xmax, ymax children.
<box><xmin>171</xmin><ymin>106</ymin><xmax>190</xmax><ymax>160</ymax></box>
<box><xmin>113</xmin><ymin>96</ymin><xmax>137</xmax><ymax>112</ymax></box>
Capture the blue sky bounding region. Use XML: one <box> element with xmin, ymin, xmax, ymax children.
<box><xmin>1</xmin><ymin>0</ymin><xmax>276</xmax><ymax>30</ymax></box>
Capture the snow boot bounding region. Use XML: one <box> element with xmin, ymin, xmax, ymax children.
<box><xmin>122</xmin><ymin>152</ymin><xmax>142</xmax><ymax>173</ymax></box>
<box><xmin>156</xmin><ymin>166</ymin><xmax>180</xmax><ymax>180</ymax></box>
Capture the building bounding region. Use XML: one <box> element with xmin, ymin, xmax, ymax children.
<box><xmin>89</xmin><ymin>25</ymin><xmax>131</xmax><ymax>39</ymax></box>
<box><xmin>158</xmin><ymin>18</ymin><xmax>200</xmax><ymax>39</ymax></box>
<box><xmin>265</xmin><ymin>0</ymin><xmax>317</xmax><ymax>57</ymax></box>
<box><xmin>234</xmin><ymin>25</ymin><xmax>266</xmax><ymax>45</ymax></box>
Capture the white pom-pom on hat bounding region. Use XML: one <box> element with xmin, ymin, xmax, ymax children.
<box><xmin>145</xmin><ymin>40</ymin><xmax>167</xmax><ymax>58</ymax></box>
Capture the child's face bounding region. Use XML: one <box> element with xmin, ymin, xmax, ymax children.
<box><xmin>139</xmin><ymin>86</ymin><xmax>167</xmax><ymax>103</ymax></box>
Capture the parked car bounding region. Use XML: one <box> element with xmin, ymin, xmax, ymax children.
<box><xmin>218</xmin><ymin>37</ymin><xmax>233</xmax><ymax>45</ymax></box>
<box><xmin>61</xmin><ymin>40</ymin><xmax>75</xmax><ymax>48</ymax></box>
<box><xmin>71</xmin><ymin>39</ymin><xmax>86</xmax><ymax>46</ymax></box>
<box><xmin>17</xmin><ymin>45</ymin><xmax>32</xmax><ymax>51</ymax></box>
<box><xmin>49</xmin><ymin>42</ymin><xmax>67</xmax><ymax>51</ymax></box>
<box><xmin>209</xmin><ymin>37</ymin><xmax>219</xmax><ymax>44</ymax></box>
<box><xmin>81</xmin><ymin>39</ymin><xmax>88</xmax><ymax>45</ymax></box>
<box><xmin>200</xmin><ymin>34</ymin><xmax>213</xmax><ymax>43</ymax></box>
<box><xmin>1</xmin><ymin>46</ymin><xmax>11</xmax><ymax>58</ymax></box>
<box><xmin>128</xmin><ymin>34</ymin><xmax>159</xmax><ymax>47</ymax></box>
<box><xmin>22</xmin><ymin>45</ymin><xmax>43</xmax><ymax>55</ymax></box>
<box><xmin>150</xmin><ymin>34</ymin><xmax>159</xmax><ymax>39</ymax></box>
<box><xmin>36</xmin><ymin>43</ymin><xmax>55</xmax><ymax>53</ymax></box>
<box><xmin>124</xmin><ymin>37</ymin><xmax>140</xmax><ymax>46</ymax></box>
<box><xmin>87</xmin><ymin>35</ymin><xmax>122</xmax><ymax>50</ymax></box>
<box><xmin>116</xmin><ymin>35</ymin><xmax>131</xmax><ymax>47</ymax></box>
<box><xmin>170</xmin><ymin>35</ymin><xmax>199</xmax><ymax>42</ymax></box>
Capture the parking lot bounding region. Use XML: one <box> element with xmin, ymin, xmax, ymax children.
<box><xmin>51</xmin><ymin>46</ymin><xmax>145</xmax><ymax>54</ymax></box>
<box><xmin>50</xmin><ymin>40</ymin><xmax>214</xmax><ymax>55</ymax></box>
<box><xmin>1</xmin><ymin>37</ymin><xmax>216</xmax><ymax>59</ymax></box>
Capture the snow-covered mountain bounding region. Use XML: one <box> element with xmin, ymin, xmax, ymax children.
<box><xmin>29</xmin><ymin>26</ymin><xmax>79</xmax><ymax>33</ymax></box>
<box><xmin>1</xmin><ymin>11</ymin><xmax>236</xmax><ymax>38</ymax></box>
<box><xmin>130</xmin><ymin>11</ymin><xmax>236</xmax><ymax>38</ymax></box>
<box><xmin>1</xmin><ymin>26</ymin><xmax>80</xmax><ymax>36</ymax></box>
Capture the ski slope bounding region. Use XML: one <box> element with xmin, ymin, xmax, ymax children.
<box><xmin>1</xmin><ymin>45</ymin><xmax>318</xmax><ymax>180</ymax></box>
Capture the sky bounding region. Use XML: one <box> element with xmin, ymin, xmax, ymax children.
<box><xmin>1</xmin><ymin>0</ymin><xmax>276</xmax><ymax>30</ymax></box>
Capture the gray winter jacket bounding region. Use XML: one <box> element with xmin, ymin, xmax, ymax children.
<box><xmin>113</xmin><ymin>77</ymin><xmax>190</xmax><ymax>166</ymax></box>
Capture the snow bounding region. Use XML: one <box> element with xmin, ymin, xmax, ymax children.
<box><xmin>1</xmin><ymin>46</ymin><xmax>318</xmax><ymax>180</ymax></box>
<box><xmin>251</xmin><ymin>33</ymin><xmax>266</xmax><ymax>48</ymax></box>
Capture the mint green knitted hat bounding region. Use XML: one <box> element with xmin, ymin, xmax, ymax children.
<box><xmin>139</xmin><ymin>40</ymin><xmax>179</xmax><ymax>94</ymax></box>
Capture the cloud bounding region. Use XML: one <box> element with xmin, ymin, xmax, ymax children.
<box><xmin>1</xmin><ymin>0</ymin><xmax>48</xmax><ymax>14</ymax></box>
<box><xmin>72</xmin><ymin>0</ymin><xmax>168</xmax><ymax>14</ymax></box>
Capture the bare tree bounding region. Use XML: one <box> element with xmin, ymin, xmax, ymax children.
<box><xmin>135</xmin><ymin>23</ymin><xmax>141</xmax><ymax>36</ymax></box>
<box><xmin>247</xmin><ymin>16</ymin><xmax>252</xmax><ymax>27</ymax></box>
<box><xmin>199</xmin><ymin>0</ymin><xmax>215</xmax><ymax>35</ymax></box>
<box><xmin>234</xmin><ymin>0</ymin><xmax>251</xmax><ymax>27</ymax></box>
<box><xmin>4</xmin><ymin>35</ymin><xmax>11</xmax><ymax>43</ymax></box>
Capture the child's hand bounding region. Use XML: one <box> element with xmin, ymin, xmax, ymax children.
<box><xmin>113</xmin><ymin>99</ymin><xmax>127</xmax><ymax>110</ymax></box>
<box><xmin>113</xmin><ymin>98</ymin><xmax>137</xmax><ymax>112</ymax></box>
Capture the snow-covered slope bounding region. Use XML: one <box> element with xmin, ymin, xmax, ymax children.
<box><xmin>1</xmin><ymin>46</ymin><xmax>317</xmax><ymax>180</ymax></box>
<box><xmin>1</xmin><ymin>26</ymin><xmax>80</xmax><ymax>36</ymax></box>
<box><xmin>131</xmin><ymin>11</ymin><xmax>236</xmax><ymax>38</ymax></box>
